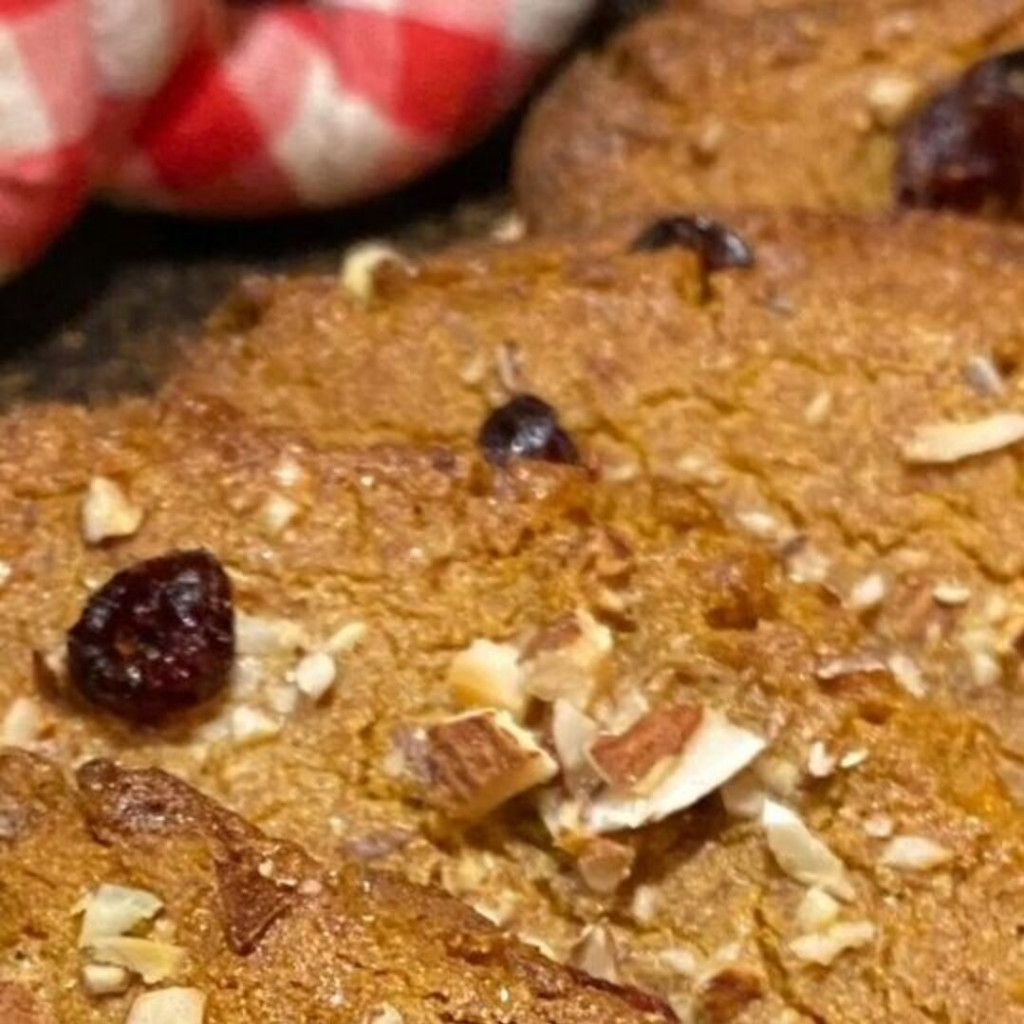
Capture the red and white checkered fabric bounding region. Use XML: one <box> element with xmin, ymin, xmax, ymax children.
<box><xmin>0</xmin><ymin>0</ymin><xmax>593</xmax><ymax>275</ymax></box>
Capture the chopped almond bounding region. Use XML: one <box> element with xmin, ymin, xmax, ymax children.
<box><xmin>588</xmin><ymin>704</ymin><xmax>702</xmax><ymax>792</ymax></box>
<box><xmin>325</xmin><ymin>621</ymin><xmax>367</xmax><ymax>654</ymax></box>
<box><xmin>795</xmin><ymin>887</ymin><xmax>840</xmax><ymax>933</ymax></box>
<box><xmin>720</xmin><ymin>770</ymin><xmax>766</xmax><ymax>820</ymax></box>
<box><xmin>81</xmin><ymin>477</ymin><xmax>143</xmax><ymax>544</ymax></box>
<box><xmin>234</xmin><ymin>613</ymin><xmax>307</xmax><ymax>657</ymax></box>
<box><xmin>790</xmin><ymin>921</ymin><xmax>876</xmax><ymax>966</ymax></box>
<box><xmin>879</xmin><ymin>835</ymin><xmax>953</xmax><ymax>871</ymax></box>
<box><xmin>1</xmin><ymin>697</ymin><xmax>46</xmax><ymax>747</ymax></box>
<box><xmin>695</xmin><ymin>966</ymin><xmax>763</xmax><ymax>1023</ymax></box>
<box><xmin>339</xmin><ymin>241</ymin><xmax>411</xmax><ymax>304</ymax></box>
<box><xmin>229</xmin><ymin>706</ymin><xmax>281</xmax><ymax>745</ymax></box>
<box><xmin>550</xmin><ymin>699</ymin><xmax>599</xmax><ymax>778</ymax></box>
<box><xmin>125</xmin><ymin>987</ymin><xmax>205</xmax><ymax>1024</ymax></box>
<box><xmin>761</xmin><ymin>800</ymin><xmax>854</xmax><ymax>900</ymax></box>
<box><xmin>576</xmin><ymin>837</ymin><xmax>635</xmax><ymax>894</ymax></box>
<box><xmin>569</xmin><ymin>924</ymin><xmax>619</xmax><ymax>983</ymax></box>
<box><xmin>292</xmin><ymin>651</ymin><xmax>336</xmax><ymax>702</ymax></box>
<box><xmin>815</xmin><ymin>653</ymin><xmax>888</xmax><ymax>681</ymax></box>
<box><xmin>81</xmin><ymin>963</ymin><xmax>131</xmax><ymax>996</ymax></box>
<box><xmin>520</xmin><ymin>611</ymin><xmax>612</xmax><ymax>707</ymax></box>
<box><xmin>366</xmin><ymin>1005</ymin><xmax>404</xmax><ymax>1024</ymax></box>
<box><xmin>258</xmin><ymin>492</ymin><xmax>300</xmax><ymax>535</ymax></box>
<box><xmin>887</xmin><ymin>652</ymin><xmax>927</xmax><ymax>697</ymax></box>
<box><xmin>806</xmin><ymin>741</ymin><xmax>836</xmax><ymax>779</ymax></box>
<box><xmin>86</xmin><ymin>936</ymin><xmax>186</xmax><ymax>984</ymax></box>
<box><xmin>865</xmin><ymin>72</ymin><xmax>920</xmax><ymax>127</ymax></box>
<box><xmin>586</xmin><ymin>710</ymin><xmax>765</xmax><ymax>833</ymax></box>
<box><xmin>448</xmin><ymin>639</ymin><xmax>525</xmax><ymax>717</ymax></box>
<box><xmin>423</xmin><ymin>710</ymin><xmax>558</xmax><ymax>820</ymax></box>
<box><xmin>901</xmin><ymin>413</ymin><xmax>1024</xmax><ymax>464</ymax></box>
<box><xmin>76</xmin><ymin>884</ymin><xmax>163</xmax><ymax>946</ymax></box>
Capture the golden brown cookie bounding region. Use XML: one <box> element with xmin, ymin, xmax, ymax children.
<box><xmin>8</xmin><ymin>210</ymin><xmax>1024</xmax><ymax>1019</ymax></box>
<box><xmin>3</xmin><ymin>393</ymin><xmax>1024</xmax><ymax>1021</ymax></box>
<box><xmin>161</xmin><ymin>213</ymin><xmax>1024</xmax><ymax>753</ymax></box>
<box><xmin>513</xmin><ymin>0</ymin><xmax>1024</xmax><ymax>231</ymax></box>
<box><xmin>0</xmin><ymin>750</ymin><xmax>674</xmax><ymax>1024</ymax></box>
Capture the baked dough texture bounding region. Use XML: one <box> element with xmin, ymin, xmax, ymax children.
<box><xmin>5</xmin><ymin>210</ymin><xmax>1024</xmax><ymax>1020</ymax></box>
<box><xmin>513</xmin><ymin>0</ymin><xmax>1024</xmax><ymax>231</ymax></box>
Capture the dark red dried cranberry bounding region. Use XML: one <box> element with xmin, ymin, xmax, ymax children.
<box><xmin>67</xmin><ymin>550</ymin><xmax>234</xmax><ymax>721</ymax></box>
<box><xmin>478</xmin><ymin>395</ymin><xmax>580</xmax><ymax>467</ymax></box>
<box><xmin>631</xmin><ymin>214</ymin><xmax>754</xmax><ymax>267</ymax></box>
<box><xmin>896</xmin><ymin>49</ymin><xmax>1024</xmax><ymax>212</ymax></box>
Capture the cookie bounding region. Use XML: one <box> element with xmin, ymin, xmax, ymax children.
<box><xmin>164</xmin><ymin>213</ymin><xmax>1024</xmax><ymax>752</ymax></box>
<box><xmin>512</xmin><ymin>0</ymin><xmax>1024</xmax><ymax>231</ymax></box>
<box><xmin>2</xmin><ymin>395</ymin><xmax>1024</xmax><ymax>1020</ymax></box>
<box><xmin>0</xmin><ymin>750</ymin><xmax>673</xmax><ymax>1024</ymax></box>
<box><xmin>5</xmin><ymin>384</ymin><xmax>1024</xmax><ymax>1020</ymax></box>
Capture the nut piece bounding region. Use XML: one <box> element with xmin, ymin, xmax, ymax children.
<box><xmin>795</xmin><ymin>887</ymin><xmax>840</xmax><ymax>933</ymax></box>
<box><xmin>694</xmin><ymin>965</ymin><xmax>763</xmax><ymax>1023</ymax></box>
<box><xmin>125</xmin><ymin>987</ymin><xmax>206</xmax><ymax>1024</ymax></box>
<box><xmin>576</xmin><ymin>837</ymin><xmax>635</xmax><ymax>894</ymax></box>
<box><xmin>1</xmin><ymin>697</ymin><xmax>46</xmax><ymax>747</ymax></box>
<box><xmin>423</xmin><ymin>709</ymin><xmax>558</xmax><ymax>820</ymax></box>
<box><xmin>520</xmin><ymin>610</ymin><xmax>613</xmax><ymax>707</ymax></box>
<box><xmin>761</xmin><ymin>800</ymin><xmax>854</xmax><ymax>900</ymax></box>
<box><xmin>367</xmin><ymin>1005</ymin><xmax>404</xmax><ymax>1024</ymax></box>
<box><xmin>846</xmin><ymin>573</ymin><xmax>887</xmax><ymax>613</ymax></box>
<box><xmin>550</xmin><ymin>698</ymin><xmax>599</xmax><ymax>777</ymax></box>
<box><xmin>815</xmin><ymin>653</ymin><xmax>887</xmax><ymax>681</ymax></box>
<box><xmin>259</xmin><ymin>493</ymin><xmax>300</xmax><ymax>535</ymax></box>
<box><xmin>720</xmin><ymin>770</ymin><xmax>766</xmax><ymax>820</ymax></box>
<box><xmin>569</xmin><ymin>924</ymin><xmax>619</xmax><ymax>983</ymax></box>
<box><xmin>81</xmin><ymin>963</ymin><xmax>131</xmax><ymax>996</ymax></box>
<box><xmin>81</xmin><ymin>477</ymin><xmax>143</xmax><ymax>544</ymax></box>
<box><xmin>448</xmin><ymin>639</ymin><xmax>525</xmax><ymax>717</ymax></box>
<box><xmin>964</xmin><ymin>354</ymin><xmax>1005</xmax><ymax>397</ymax></box>
<box><xmin>229</xmin><ymin>706</ymin><xmax>281</xmax><ymax>745</ymax></box>
<box><xmin>865</xmin><ymin>73</ymin><xmax>921</xmax><ymax>128</ymax></box>
<box><xmin>806</xmin><ymin>741</ymin><xmax>836</xmax><ymax>779</ymax></box>
<box><xmin>293</xmin><ymin>651</ymin><xmax>336</xmax><ymax>701</ymax></box>
<box><xmin>586</xmin><ymin>710</ymin><xmax>765</xmax><ymax>833</ymax></box>
<box><xmin>933</xmin><ymin>582</ymin><xmax>971</xmax><ymax>606</ymax></box>
<box><xmin>87</xmin><ymin>937</ymin><xmax>186</xmax><ymax>984</ymax></box>
<box><xmin>879</xmin><ymin>835</ymin><xmax>953</xmax><ymax>871</ymax></box>
<box><xmin>235</xmin><ymin>613</ymin><xmax>307</xmax><ymax>657</ymax></box>
<box><xmin>863</xmin><ymin>813</ymin><xmax>894</xmax><ymax>838</ymax></box>
<box><xmin>790</xmin><ymin>921</ymin><xmax>876</xmax><ymax>966</ymax></box>
<box><xmin>588</xmin><ymin>704</ymin><xmax>703</xmax><ymax>792</ymax></box>
<box><xmin>325</xmin><ymin>621</ymin><xmax>367</xmax><ymax>654</ymax></box>
<box><xmin>901</xmin><ymin>413</ymin><xmax>1024</xmax><ymax>464</ymax></box>
<box><xmin>491</xmin><ymin>212</ymin><xmax>527</xmax><ymax>243</ymax></box>
<box><xmin>339</xmin><ymin>240</ymin><xmax>410</xmax><ymax>303</ymax></box>
<box><xmin>887</xmin><ymin>652</ymin><xmax>927</xmax><ymax>697</ymax></box>
<box><xmin>77</xmin><ymin>884</ymin><xmax>163</xmax><ymax>946</ymax></box>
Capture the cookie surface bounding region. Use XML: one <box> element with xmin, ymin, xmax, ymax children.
<box><xmin>3</xmin><ymin>210</ymin><xmax>1024</xmax><ymax>1016</ymax></box>
<box><xmin>3</xmin><ymin>392</ymin><xmax>1024</xmax><ymax>1021</ymax></box>
<box><xmin>512</xmin><ymin>0</ymin><xmax>1024</xmax><ymax>231</ymax></box>
<box><xmin>166</xmin><ymin>213</ymin><xmax>1024</xmax><ymax>753</ymax></box>
<box><xmin>0</xmin><ymin>751</ymin><xmax>674</xmax><ymax>1024</ymax></box>
<box><xmin>2</xmin><ymin>397</ymin><xmax>1024</xmax><ymax>1021</ymax></box>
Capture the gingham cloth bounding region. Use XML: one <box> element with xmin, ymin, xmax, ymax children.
<box><xmin>0</xmin><ymin>0</ymin><xmax>593</xmax><ymax>276</ymax></box>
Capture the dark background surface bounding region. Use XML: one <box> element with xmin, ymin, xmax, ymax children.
<box><xmin>0</xmin><ymin>1</ymin><xmax>655</xmax><ymax>408</ymax></box>
<box><xmin>0</xmin><ymin>134</ymin><xmax>512</xmax><ymax>407</ymax></box>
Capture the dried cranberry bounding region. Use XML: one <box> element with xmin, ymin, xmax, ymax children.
<box><xmin>67</xmin><ymin>550</ymin><xmax>234</xmax><ymax>721</ymax></box>
<box><xmin>632</xmin><ymin>214</ymin><xmax>753</xmax><ymax>264</ymax></box>
<box><xmin>896</xmin><ymin>50</ymin><xmax>1024</xmax><ymax>212</ymax></box>
<box><xmin>478</xmin><ymin>395</ymin><xmax>580</xmax><ymax>467</ymax></box>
